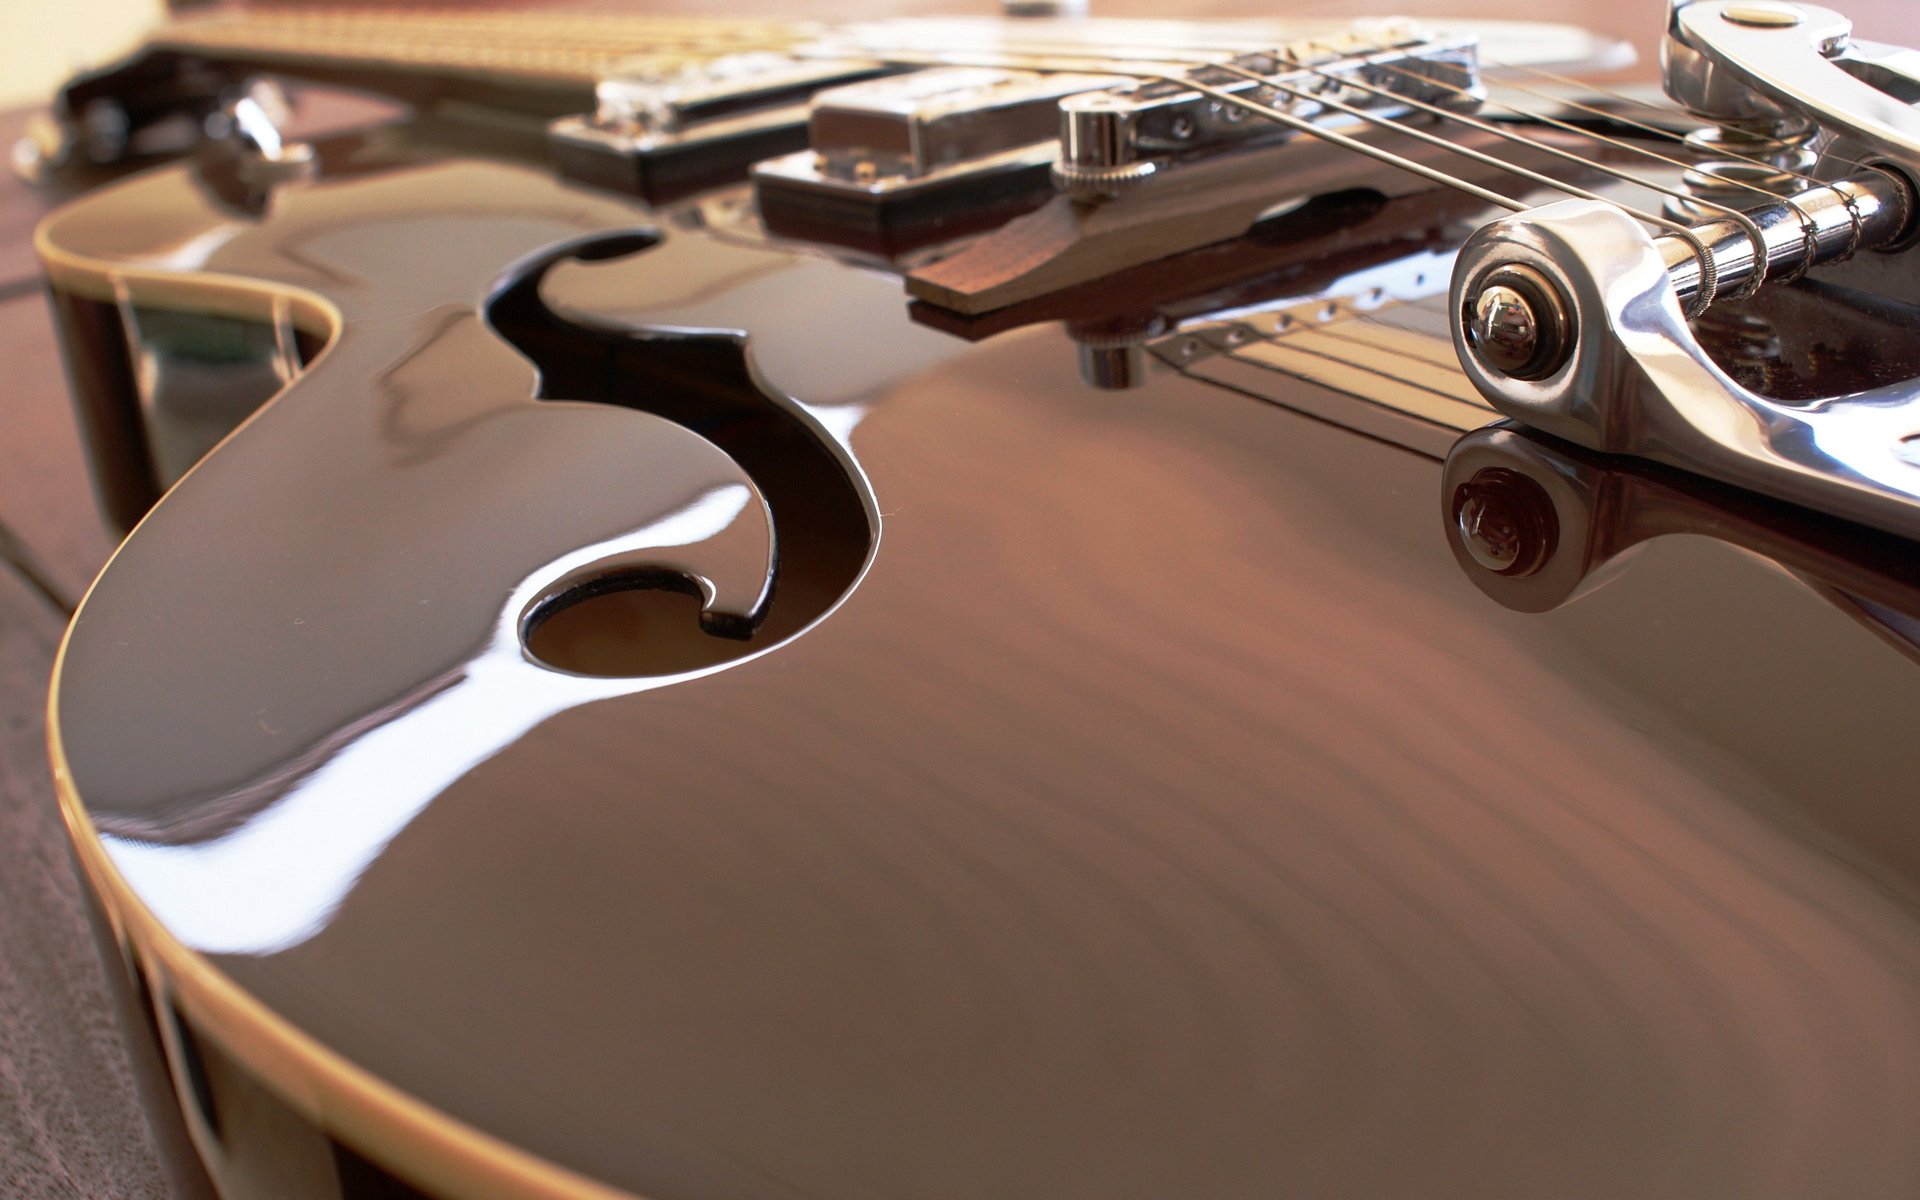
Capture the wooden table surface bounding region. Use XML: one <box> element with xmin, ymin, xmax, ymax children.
<box><xmin>0</xmin><ymin>103</ymin><xmax>217</xmax><ymax>1197</ymax></box>
<box><xmin>0</xmin><ymin>1</ymin><xmax>1906</xmax><ymax>1196</ymax></box>
<box><xmin>0</xmin><ymin>108</ymin><xmax>206</xmax><ymax>1197</ymax></box>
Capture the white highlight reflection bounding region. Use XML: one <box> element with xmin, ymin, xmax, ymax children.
<box><xmin>103</xmin><ymin>485</ymin><xmax>754</xmax><ymax>955</ymax></box>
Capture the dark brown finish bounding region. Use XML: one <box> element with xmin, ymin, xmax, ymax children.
<box><xmin>37</xmin><ymin>128</ymin><xmax>1920</xmax><ymax>1200</ymax></box>
<box><xmin>4</xmin><ymin>3</ymin><xmax>1918</xmax><ymax>1199</ymax></box>
<box><xmin>45</xmin><ymin>290</ymin><xmax>167</xmax><ymax>536</ymax></box>
<box><xmin>904</xmin><ymin>128</ymin><xmax>1601</xmax><ymax>313</ymax></box>
<box><xmin>1446</xmin><ymin>424</ymin><xmax>1920</xmax><ymax>632</ymax></box>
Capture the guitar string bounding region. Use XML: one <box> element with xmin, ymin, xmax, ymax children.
<box><xmin>855</xmin><ymin>46</ymin><xmax>1740</xmax><ymax>234</ymax></box>
<box><xmin>1158</xmin><ymin>72</ymin><xmax>1730</xmax><ymax>311</ymax></box>
<box><xmin>1485</xmin><ymin>59</ymin><xmax>1870</xmax><ymax>177</ymax></box>
<box><xmin>835</xmin><ymin>45</ymin><xmax>1745</xmax><ymax>202</ymax></box>
<box><xmin>1200</xmin><ymin>61</ymin><xmax>1735</xmax><ymax>227</ymax></box>
<box><xmin>1326</xmin><ymin>53</ymin><xmax>1815</xmax><ymax>209</ymax></box>
<box><xmin>862</xmin><ymin>42</ymin><xmax>1748</xmax><ymax>306</ymax></box>
<box><xmin>628</xmin><ymin>32</ymin><xmax>1833</xmax><ymax>309</ymax></box>
<box><xmin>1268</xmin><ymin>53</ymin><xmax>1778</xmax><ymax>298</ymax></box>
<box><xmin>165</xmin><ymin>12</ymin><xmax>1853</xmax><ymax>202</ymax></box>
<box><xmin>783</xmin><ymin>41</ymin><xmax>1785</xmax><ymax>223</ymax></box>
<box><xmin>832</xmin><ymin>45</ymin><xmax>1539</xmax><ymax>209</ymax></box>
<box><xmin>1133</xmin><ymin>74</ymin><xmax>1526</xmax><ymax>211</ymax></box>
<box><xmin>1309</xmin><ymin>321</ymin><xmax>1479</xmax><ymax>379</ymax></box>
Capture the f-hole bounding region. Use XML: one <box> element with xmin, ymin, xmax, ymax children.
<box><xmin>486</xmin><ymin>232</ymin><xmax>874</xmax><ymax>672</ymax></box>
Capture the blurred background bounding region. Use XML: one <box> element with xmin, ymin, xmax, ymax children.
<box><xmin>0</xmin><ymin>0</ymin><xmax>1906</xmax><ymax>112</ymax></box>
<box><xmin>0</xmin><ymin>0</ymin><xmax>163</xmax><ymax>108</ymax></box>
<box><xmin>0</xmin><ymin>3</ymin><xmax>1910</xmax><ymax>1200</ymax></box>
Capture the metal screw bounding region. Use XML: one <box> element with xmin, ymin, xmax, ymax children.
<box><xmin>1721</xmin><ymin>2</ymin><xmax>1802</xmax><ymax>28</ymax></box>
<box><xmin>1463</xmin><ymin>264</ymin><xmax>1571</xmax><ymax>380</ymax></box>
<box><xmin>1452</xmin><ymin>468</ymin><xmax>1556</xmax><ymax>577</ymax></box>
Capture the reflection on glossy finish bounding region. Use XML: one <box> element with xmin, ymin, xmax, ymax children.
<box><xmin>41</xmin><ymin>155</ymin><xmax>860</xmax><ymax>951</ymax></box>
<box><xmin>1443</xmin><ymin>421</ymin><xmax>1920</xmax><ymax>639</ymax></box>
<box><xmin>1451</xmin><ymin>464</ymin><xmax>1557</xmax><ymax>574</ymax></box>
<box><xmin>1451</xmin><ymin>197</ymin><xmax>1920</xmax><ymax>543</ymax></box>
<box><xmin>43</xmin><ymin>143</ymin><xmax>1920</xmax><ymax>1200</ymax></box>
<box><xmin>104</xmin><ymin>482</ymin><xmax>763</xmax><ymax>954</ymax></box>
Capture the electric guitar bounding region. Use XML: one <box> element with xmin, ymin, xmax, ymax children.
<box><xmin>26</xmin><ymin>3</ymin><xmax>1920</xmax><ymax>1197</ymax></box>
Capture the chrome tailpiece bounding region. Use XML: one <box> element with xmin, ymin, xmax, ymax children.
<box><xmin>1453</xmin><ymin>0</ymin><xmax>1920</xmax><ymax>541</ymax></box>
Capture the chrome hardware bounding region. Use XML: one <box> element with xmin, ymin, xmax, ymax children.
<box><xmin>1452</xmin><ymin>197</ymin><xmax>1920</xmax><ymax>541</ymax></box>
<box><xmin>13</xmin><ymin>70</ymin><xmax>220</xmax><ymax>183</ymax></box>
<box><xmin>1451</xmin><ymin>464</ymin><xmax>1558</xmax><ymax>577</ymax></box>
<box><xmin>807</xmin><ymin>68</ymin><xmax>1123</xmax><ymax>181</ymax></box>
<box><xmin>1663</xmin><ymin>1</ymin><xmax>1920</xmax><ymax>180</ymax></box>
<box><xmin>1462</xmin><ymin>265</ymin><xmax>1569</xmax><ymax>380</ymax></box>
<box><xmin>10</xmin><ymin>114</ymin><xmax>75</xmax><ymax>185</ymax></box>
<box><xmin>1664</xmin><ymin>119</ymin><xmax>1819</xmax><ymax>220</ymax></box>
<box><xmin>760</xmin><ymin>24</ymin><xmax>1479</xmax><ymax>251</ymax></box>
<box><xmin>1654</xmin><ymin>170</ymin><xmax>1910</xmax><ymax>309</ymax></box>
<box><xmin>1053</xmin><ymin>90</ymin><xmax>1159</xmax><ymax>199</ymax></box>
<box><xmin>1443</xmin><ymin>424</ymin><xmax>1920</xmax><ymax>635</ymax></box>
<box><xmin>752</xmin><ymin>66</ymin><xmax>1122</xmax><ymax>251</ymax></box>
<box><xmin>549</xmin><ymin>53</ymin><xmax>888</xmax><ymax>201</ymax></box>
<box><xmin>1070</xmin><ymin>316</ymin><xmax>1167</xmax><ymax>389</ymax></box>
<box><xmin>1660</xmin><ymin>1</ymin><xmax>1842</xmax><ymax>222</ymax></box>
<box><xmin>219</xmin><ymin>80</ymin><xmax>315</xmax><ymax>187</ymax></box>
<box><xmin>1720</xmin><ymin>2</ymin><xmax>1806</xmax><ymax>27</ymax></box>
<box><xmin>1440</xmin><ymin>3</ymin><xmax>1920</xmax><ymax>539</ymax></box>
<box><xmin>1051</xmin><ymin>27</ymin><xmax>1482</xmax><ymax>203</ymax></box>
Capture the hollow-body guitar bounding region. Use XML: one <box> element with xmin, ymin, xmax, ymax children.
<box><xmin>26</xmin><ymin>3</ymin><xmax>1920</xmax><ymax>1197</ymax></box>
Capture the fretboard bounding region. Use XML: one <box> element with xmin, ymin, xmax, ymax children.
<box><xmin>150</xmin><ymin>6</ymin><xmax>816</xmax><ymax>84</ymax></box>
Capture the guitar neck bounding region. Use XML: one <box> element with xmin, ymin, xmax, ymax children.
<box><xmin>149</xmin><ymin>6</ymin><xmax>816</xmax><ymax>86</ymax></box>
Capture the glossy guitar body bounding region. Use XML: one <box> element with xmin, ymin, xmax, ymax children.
<box><xmin>39</xmin><ymin>116</ymin><xmax>1920</xmax><ymax>1200</ymax></box>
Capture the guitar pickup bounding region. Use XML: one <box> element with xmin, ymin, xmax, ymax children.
<box><xmin>751</xmin><ymin>67</ymin><xmax>1124</xmax><ymax>255</ymax></box>
<box><xmin>549</xmin><ymin>53</ymin><xmax>892</xmax><ymax>202</ymax></box>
